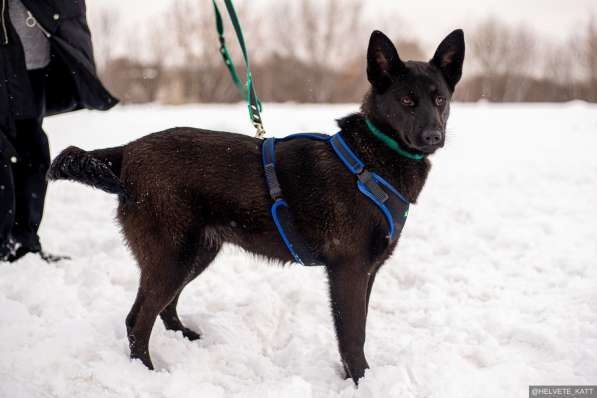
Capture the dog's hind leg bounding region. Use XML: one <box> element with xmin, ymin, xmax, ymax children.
<box><xmin>160</xmin><ymin>246</ymin><xmax>221</xmax><ymax>340</ymax></box>
<box><xmin>125</xmin><ymin>265</ymin><xmax>187</xmax><ymax>370</ymax></box>
<box><xmin>125</xmin><ymin>234</ymin><xmax>221</xmax><ymax>369</ymax></box>
<box><xmin>160</xmin><ymin>293</ymin><xmax>200</xmax><ymax>340</ymax></box>
<box><xmin>327</xmin><ymin>263</ymin><xmax>371</xmax><ymax>384</ymax></box>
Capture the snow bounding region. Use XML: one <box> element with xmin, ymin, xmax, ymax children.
<box><xmin>1</xmin><ymin>102</ymin><xmax>596</xmax><ymax>397</ymax></box>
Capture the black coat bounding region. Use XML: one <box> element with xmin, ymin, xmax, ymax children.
<box><xmin>0</xmin><ymin>0</ymin><xmax>117</xmax><ymax>135</ymax></box>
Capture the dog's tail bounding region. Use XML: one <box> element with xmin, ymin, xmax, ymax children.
<box><xmin>48</xmin><ymin>145</ymin><xmax>128</xmax><ymax>197</ymax></box>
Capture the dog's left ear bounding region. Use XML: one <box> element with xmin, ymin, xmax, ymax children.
<box><xmin>431</xmin><ymin>29</ymin><xmax>465</xmax><ymax>91</ymax></box>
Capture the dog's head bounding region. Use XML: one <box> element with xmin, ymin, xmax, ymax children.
<box><xmin>363</xmin><ymin>30</ymin><xmax>465</xmax><ymax>155</ymax></box>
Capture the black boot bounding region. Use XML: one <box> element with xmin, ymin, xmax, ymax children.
<box><xmin>1</xmin><ymin>239</ymin><xmax>70</xmax><ymax>263</ymax></box>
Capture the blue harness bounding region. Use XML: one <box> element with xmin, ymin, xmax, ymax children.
<box><xmin>262</xmin><ymin>133</ymin><xmax>411</xmax><ymax>266</ymax></box>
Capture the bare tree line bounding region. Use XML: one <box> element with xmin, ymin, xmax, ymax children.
<box><xmin>458</xmin><ymin>17</ymin><xmax>597</xmax><ymax>102</ymax></box>
<box><xmin>90</xmin><ymin>1</ymin><xmax>597</xmax><ymax>104</ymax></box>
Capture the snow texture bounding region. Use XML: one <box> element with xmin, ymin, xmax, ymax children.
<box><xmin>1</xmin><ymin>103</ymin><xmax>596</xmax><ymax>397</ymax></box>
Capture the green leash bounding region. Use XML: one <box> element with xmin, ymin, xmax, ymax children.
<box><xmin>211</xmin><ymin>0</ymin><xmax>423</xmax><ymax>156</ymax></box>
<box><xmin>364</xmin><ymin>118</ymin><xmax>424</xmax><ymax>161</ymax></box>
<box><xmin>212</xmin><ymin>0</ymin><xmax>265</xmax><ymax>138</ymax></box>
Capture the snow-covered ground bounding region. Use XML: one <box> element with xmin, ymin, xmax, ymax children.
<box><xmin>1</xmin><ymin>103</ymin><xmax>596</xmax><ymax>397</ymax></box>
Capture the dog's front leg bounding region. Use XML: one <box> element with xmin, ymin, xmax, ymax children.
<box><xmin>327</xmin><ymin>264</ymin><xmax>371</xmax><ymax>385</ymax></box>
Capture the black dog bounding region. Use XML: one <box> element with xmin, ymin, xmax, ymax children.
<box><xmin>48</xmin><ymin>30</ymin><xmax>464</xmax><ymax>384</ymax></box>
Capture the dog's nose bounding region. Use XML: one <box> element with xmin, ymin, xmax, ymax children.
<box><xmin>422</xmin><ymin>130</ymin><xmax>443</xmax><ymax>146</ymax></box>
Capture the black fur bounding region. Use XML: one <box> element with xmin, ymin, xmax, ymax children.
<box><xmin>48</xmin><ymin>146</ymin><xmax>126</xmax><ymax>197</ymax></box>
<box><xmin>48</xmin><ymin>30</ymin><xmax>465</xmax><ymax>385</ymax></box>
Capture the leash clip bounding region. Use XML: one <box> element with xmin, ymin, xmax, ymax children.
<box><xmin>250</xmin><ymin>105</ymin><xmax>266</xmax><ymax>139</ymax></box>
<box><xmin>253</xmin><ymin>122</ymin><xmax>266</xmax><ymax>139</ymax></box>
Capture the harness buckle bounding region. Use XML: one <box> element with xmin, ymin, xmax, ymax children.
<box><xmin>357</xmin><ymin>170</ymin><xmax>389</xmax><ymax>204</ymax></box>
<box><xmin>264</xmin><ymin>163</ymin><xmax>282</xmax><ymax>200</ymax></box>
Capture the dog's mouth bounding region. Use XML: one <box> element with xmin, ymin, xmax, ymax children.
<box><xmin>417</xmin><ymin>144</ymin><xmax>442</xmax><ymax>154</ymax></box>
<box><xmin>396</xmin><ymin>131</ymin><xmax>444</xmax><ymax>157</ymax></box>
<box><xmin>402</xmin><ymin>135</ymin><xmax>433</xmax><ymax>154</ymax></box>
<box><xmin>403</xmin><ymin>133</ymin><xmax>444</xmax><ymax>155</ymax></box>
<box><xmin>402</xmin><ymin>135</ymin><xmax>418</xmax><ymax>150</ymax></box>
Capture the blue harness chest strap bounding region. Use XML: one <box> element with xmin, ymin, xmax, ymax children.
<box><xmin>261</xmin><ymin>132</ymin><xmax>411</xmax><ymax>266</ymax></box>
<box><xmin>262</xmin><ymin>136</ymin><xmax>326</xmax><ymax>266</ymax></box>
<box><xmin>329</xmin><ymin>134</ymin><xmax>410</xmax><ymax>242</ymax></box>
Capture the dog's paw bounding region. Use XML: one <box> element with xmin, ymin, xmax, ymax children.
<box><xmin>131</xmin><ymin>353</ymin><xmax>154</xmax><ymax>370</ymax></box>
<box><xmin>342</xmin><ymin>358</ymin><xmax>368</xmax><ymax>386</ymax></box>
<box><xmin>181</xmin><ymin>328</ymin><xmax>201</xmax><ymax>341</ymax></box>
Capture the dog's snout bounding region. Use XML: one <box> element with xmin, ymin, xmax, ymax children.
<box><xmin>422</xmin><ymin>130</ymin><xmax>443</xmax><ymax>146</ymax></box>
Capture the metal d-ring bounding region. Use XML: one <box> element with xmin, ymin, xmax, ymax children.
<box><xmin>25</xmin><ymin>12</ymin><xmax>36</xmax><ymax>28</ymax></box>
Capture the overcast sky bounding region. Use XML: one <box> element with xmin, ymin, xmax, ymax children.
<box><xmin>89</xmin><ymin>0</ymin><xmax>597</xmax><ymax>50</ymax></box>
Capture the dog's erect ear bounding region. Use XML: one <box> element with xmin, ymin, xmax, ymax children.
<box><xmin>431</xmin><ymin>29</ymin><xmax>465</xmax><ymax>91</ymax></box>
<box><xmin>367</xmin><ymin>30</ymin><xmax>405</xmax><ymax>92</ymax></box>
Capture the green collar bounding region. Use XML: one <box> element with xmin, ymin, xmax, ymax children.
<box><xmin>364</xmin><ymin>118</ymin><xmax>424</xmax><ymax>161</ymax></box>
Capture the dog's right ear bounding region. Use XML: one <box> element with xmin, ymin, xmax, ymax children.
<box><xmin>367</xmin><ymin>30</ymin><xmax>406</xmax><ymax>92</ymax></box>
<box><xmin>431</xmin><ymin>29</ymin><xmax>465</xmax><ymax>91</ymax></box>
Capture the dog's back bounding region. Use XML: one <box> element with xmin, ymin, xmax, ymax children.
<box><xmin>48</xmin><ymin>127</ymin><xmax>356</xmax><ymax>262</ymax></box>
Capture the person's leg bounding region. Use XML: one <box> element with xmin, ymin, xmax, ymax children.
<box><xmin>0</xmin><ymin>136</ymin><xmax>16</xmax><ymax>258</ymax></box>
<box><xmin>10</xmin><ymin>119</ymin><xmax>50</xmax><ymax>253</ymax></box>
<box><xmin>10</xmin><ymin>68</ymin><xmax>50</xmax><ymax>255</ymax></box>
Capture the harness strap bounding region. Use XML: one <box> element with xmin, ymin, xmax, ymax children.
<box><xmin>330</xmin><ymin>135</ymin><xmax>387</xmax><ymax>203</ymax></box>
<box><xmin>262</xmin><ymin>138</ymin><xmax>282</xmax><ymax>200</ymax></box>
<box><xmin>357</xmin><ymin>170</ymin><xmax>389</xmax><ymax>204</ymax></box>
<box><xmin>330</xmin><ymin>133</ymin><xmax>410</xmax><ymax>242</ymax></box>
<box><xmin>329</xmin><ymin>134</ymin><xmax>364</xmax><ymax>174</ymax></box>
<box><xmin>262</xmin><ymin>137</ymin><xmax>321</xmax><ymax>266</ymax></box>
<box><xmin>262</xmin><ymin>132</ymin><xmax>410</xmax><ymax>265</ymax></box>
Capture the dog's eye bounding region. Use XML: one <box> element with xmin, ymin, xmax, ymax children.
<box><xmin>435</xmin><ymin>96</ymin><xmax>446</xmax><ymax>107</ymax></box>
<box><xmin>400</xmin><ymin>96</ymin><xmax>415</xmax><ymax>107</ymax></box>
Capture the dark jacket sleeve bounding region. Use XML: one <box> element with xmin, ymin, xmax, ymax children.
<box><xmin>20</xmin><ymin>0</ymin><xmax>118</xmax><ymax>115</ymax></box>
<box><xmin>0</xmin><ymin>129</ymin><xmax>18</xmax><ymax>161</ymax></box>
